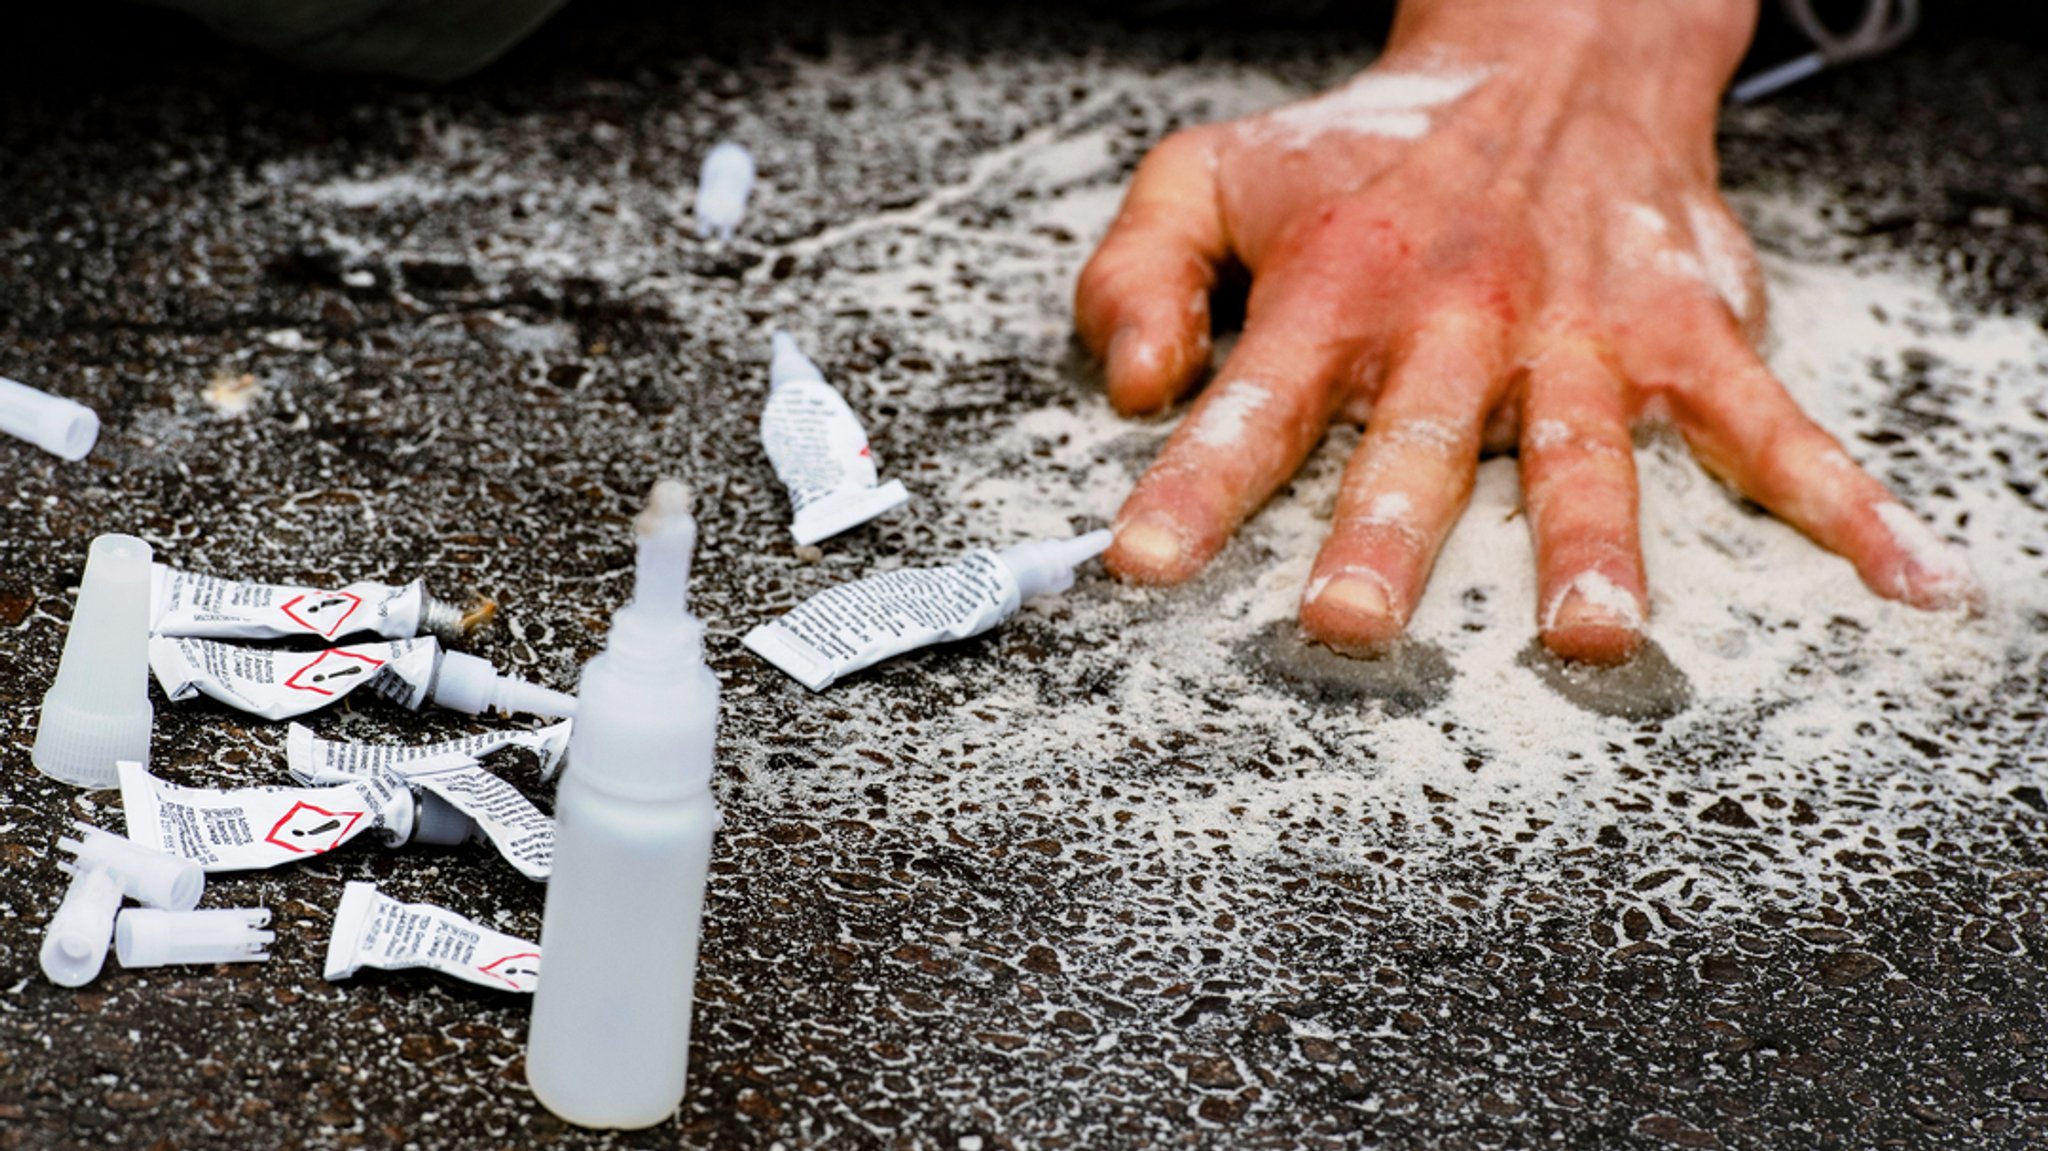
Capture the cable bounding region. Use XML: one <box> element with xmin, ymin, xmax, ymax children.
<box><xmin>1729</xmin><ymin>0</ymin><xmax>1921</xmax><ymax>104</ymax></box>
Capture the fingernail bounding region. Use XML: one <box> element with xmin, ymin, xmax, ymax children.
<box><xmin>1875</xmin><ymin>503</ymin><xmax>1983</xmax><ymax>611</ymax></box>
<box><xmin>1541</xmin><ymin>572</ymin><xmax>1645</xmax><ymax>635</ymax></box>
<box><xmin>1112</xmin><ymin>516</ymin><xmax>1188</xmax><ymax>579</ymax></box>
<box><xmin>1305</xmin><ymin>569</ymin><xmax>1392</xmax><ymax>619</ymax></box>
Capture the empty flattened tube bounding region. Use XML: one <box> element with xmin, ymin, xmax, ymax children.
<box><xmin>116</xmin><ymin>908</ymin><xmax>273</xmax><ymax>968</ymax></box>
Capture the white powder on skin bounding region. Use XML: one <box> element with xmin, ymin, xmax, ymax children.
<box><xmin>1872</xmin><ymin>501</ymin><xmax>1978</xmax><ymax>599</ymax></box>
<box><xmin>1622</xmin><ymin>203</ymin><xmax>1670</xmax><ymax>236</ymax></box>
<box><xmin>1539</xmin><ymin>569</ymin><xmax>1644</xmax><ymax>633</ymax></box>
<box><xmin>1250</xmin><ymin>69</ymin><xmax>1491</xmax><ymax>149</ymax></box>
<box><xmin>1524</xmin><ymin>419</ymin><xmax>1573</xmax><ymax>453</ymax></box>
<box><xmin>1687</xmin><ymin>198</ymin><xmax>1756</xmax><ymax>322</ymax></box>
<box><xmin>1364</xmin><ymin>491</ymin><xmax>1412</xmax><ymax>524</ymax></box>
<box><xmin>1187</xmin><ymin>379</ymin><xmax>1270</xmax><ymax>448</ymax></box>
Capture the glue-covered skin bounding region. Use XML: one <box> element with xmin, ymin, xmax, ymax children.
<box><xmin>1075</xmin><ymin>0</ymin><xmax>1982</xmax><ymax>666</ymax></box>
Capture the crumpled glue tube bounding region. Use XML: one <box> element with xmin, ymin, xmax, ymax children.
<box><xmin>149</xmin><ymin>635</ymin><xmax>575</xmax><ymax>722</ymax></box>
<box><xmin>324</xmin><ymin>881</ymin><xmax>540</xmax><ymax>993</ymax></box>
<box><xmin>120</xmin><ymin>761</ymin><xmax>389</xmax><ymax>871</ymax></box>
<box><xmin>763</xmin><ymin>332</ymin><xmax>910</xmax><ymax>546</ymax></box>
<box><xmin>743</xmin><ymin>529</ymin><xmax>1113</xmax><ymax>691</ymax></box>
<box><xmin>150</xmin><ymin>564</ymin><xmax>492</xmax><ymax>644</ymax></box>
<box><xmin>286</xmin><ymin>723</ymin><xmax>570</xmax><ymax>880</ymax></box>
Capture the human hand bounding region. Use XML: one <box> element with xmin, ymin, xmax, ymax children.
<box><xmin>1075</xmin><ymin>0</ymin><xmax>1980</xmax><ymax>665</ymax></box>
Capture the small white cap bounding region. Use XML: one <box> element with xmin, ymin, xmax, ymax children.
<box><xmin>0</xmin><ymin>375</ymin><xmax>99</xmax><ymax>461</ymax></box>
<box><xmin>58</xmin><ymin>821</ymin><xmax>203</xmax><ymax>910</ymax></box>
<box><xmin>411</xmin><ymin>790</ymin><xmax>478</xmax><ymax>846</ymax></box>
<box><xmin>40</xmin><ymin>866</ymin><xmax>123</xmax><ymax>987</ymax></box>
<box><xmin>33</xmin><ymin>534</ymin><xmax>154</xmax><ymax>788</ymax></box>
<box><xmin>695</xmin><ymin>141</ymin><xmax>756</xmax><ymax>241</ymax></box>
<box><xmin>998</xmin><ymin>529</ymin><xmax>1114</xmax><ymax>601</ymax></box>
<box><xmin>432</xmin><ymin>650</ymin><xmax>577</xmax><ymax>718</ymax></box>
<box><xmin>115</xmin><ymin>908</ymin><xmax>273</xmax><ymax>968</ymax></box>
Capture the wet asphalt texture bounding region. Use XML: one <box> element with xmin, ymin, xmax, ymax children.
<box><xmin>2</xmin><ymin>2</ymin><xmax>2047</xmax><ymax>1149</ymax></box>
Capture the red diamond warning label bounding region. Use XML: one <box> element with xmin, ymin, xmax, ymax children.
<box><xmin>479</xmin><ymin>951</ymin><xmax>542</xmax><ymax>992</ymax></box>
<box><xmin>283</xmin><ymin>648</ymin><xmax>385</xmax><ymax>695</ymax></box>
<box><xmin>264</xmin><ymin>802</ymin><xmax>367</xmax><ymax>855</ymax></box>
<box><xmin>280</xmin><ymin>592</ymin><xmax>364</xmax><ymax>638</ymax></box>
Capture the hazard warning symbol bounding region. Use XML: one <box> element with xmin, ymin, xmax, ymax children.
<box><xmin>264</xmin><ymin>802</ymin><xmax>367</xmax><ymax>854</ymax></box>
<box><xmin>280</xmin><ymin>591</ymin><xmax>364</xmax><ymax>638</ymax></box>
<box><xmin>283</xmin><ymin>648</ymin><xmax>386</xmax><ymax>695</ymax></box>
<box><xmin>479</xmin><ymin>951</ymin><xmax>542</xmax><ymax>992</ymax></box>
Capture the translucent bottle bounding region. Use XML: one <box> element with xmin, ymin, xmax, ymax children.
<box><xmin>526</xmin><ymin>479</ymin><xmax>721</xmax><ymax>1129</ymax></box>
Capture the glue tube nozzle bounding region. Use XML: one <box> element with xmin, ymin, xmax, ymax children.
<box><xmin>998</xmin><ymin>529</ymin><xmax>1114</xmax><ymax>602</ymax></box>
<box><xmin>768</xmin><ymin>331</ymin><xmax>822</xmax><ymax>390</ymax></box>
<box><xmin>631</xmin><ymin>479</ymin><xmax>698</xmax><ymax>616</ymax></box>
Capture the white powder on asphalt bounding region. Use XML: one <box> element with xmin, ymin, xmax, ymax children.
<box><xmin>283</xmin><ymin>42</ymin><xmax>2048</xmax><ymax>944</ymax></box>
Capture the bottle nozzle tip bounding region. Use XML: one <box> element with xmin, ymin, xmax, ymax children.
<box><xmin>636</xmin><ymin>480</ymin><xmax>694</xmax><ymax>537</ymax></box>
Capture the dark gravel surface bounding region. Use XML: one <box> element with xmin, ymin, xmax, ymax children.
<box><xmin>2</xmin><ymin>3</ymin><xmax>2045</xmax><ymax>1149</ymax></box>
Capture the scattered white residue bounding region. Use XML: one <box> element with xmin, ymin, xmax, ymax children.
<box><xmin>268</xmin><ymin>38</ymin><xmax>2047</xmax><ymax>958</ymax></box>
<box><xmin>202</xmin><ymin>372</ymin><xmax>263</xmax><ymax>416</ymax></box>
<box><xmin>1873</xmin><ymin>500</ymin><xmax>1978</xmax><ymax>598</ymax></box>
<box><xmin>1251</xmin><ymin>69</ymin><xmax>1491</xmax><ymax>149</ymax></box>
<box><xmin>1188</xmin><ymin>380</ymin><xmax>1270</xmax><ymax>448</ymax></box>
<box><xmin>1539</xmin><ymin>569</ymin><xmax>1643</xmax><ymax>632</ymax></box>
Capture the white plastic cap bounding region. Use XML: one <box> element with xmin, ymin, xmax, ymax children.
<box><xmin>40</xmin><ymin>866</ymin><xmax>123</xmax><ymax>987</ymax></box>
<box><xmin>0</xmin><ymin>375</ymin><xmax>99</xmax><ymax>461</ymax></box>
<box><xmin>695</xmin><ymin>141</ymin><xmax>756</xmax><ymax>241</ymax></box>
<box><xmin>411</xmin><ymin>790</ymin><xmax>478</xmax><ymax>846</ymax></box>
<box><xmin>432</xmin><ymin>650</ymin><xmax>577</xmax><ymax>718</ymax></box>
<box><xmin>58</xmin><ymin>821</ymin><xmax>203</xmax><ymax>911</ymax></box>
<box><xmin>115</xmin><ymin>907</ymin><xmax>273</xmax><ymax>968</ymax></box>
<box><xmin>998</xmin><ymin>529</ymin><xmax>1114</xmax><ymax>602</ymax></box>
<box><xmin>33</xmin><ymin>534</ymin><xmax>155</xmax><ymax>788</ymax></box>
<box><xmin>769</xmin><ymin>331</ymin><xmax>823</xmax><ymax>389</ymax></box>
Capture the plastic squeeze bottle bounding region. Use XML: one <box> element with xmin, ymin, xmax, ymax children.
<box><xmin>526</xmin><ymin>479</ymin><xmax>721</xmax><ymax>1129</ymax></box>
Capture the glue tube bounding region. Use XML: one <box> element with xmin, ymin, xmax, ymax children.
<box><xmin>149</xmin><ymin>564</ymin><xmax>490</xmax><ymax>644</ymax></box>
<box><xmin>286</xmin><ymin>725</ymin><xmax>567</xmax><ymax>880</ymax></box>
<box><xmin>762</xmin><ymin>332</ymin><xmax>910</xmax><ymax>546</ymax></box>
<box><xmin>324</xmin><ymin>881</ymin><xmax>540</xmax><ymax>992</ymax></box>
<box><xmin>119</xmin><ymin>761</ymin><xmax>389</xmax><ymax>872</ymax></box>
<box><xmin>148</xmin><ymin>635</ymin><xmax>575</xmax><ymax>722</ymax></box>
<box><xmin>743</xmin><ymin>529</ymin><xmax>1113</xmax><ymax>691</ymax></box>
